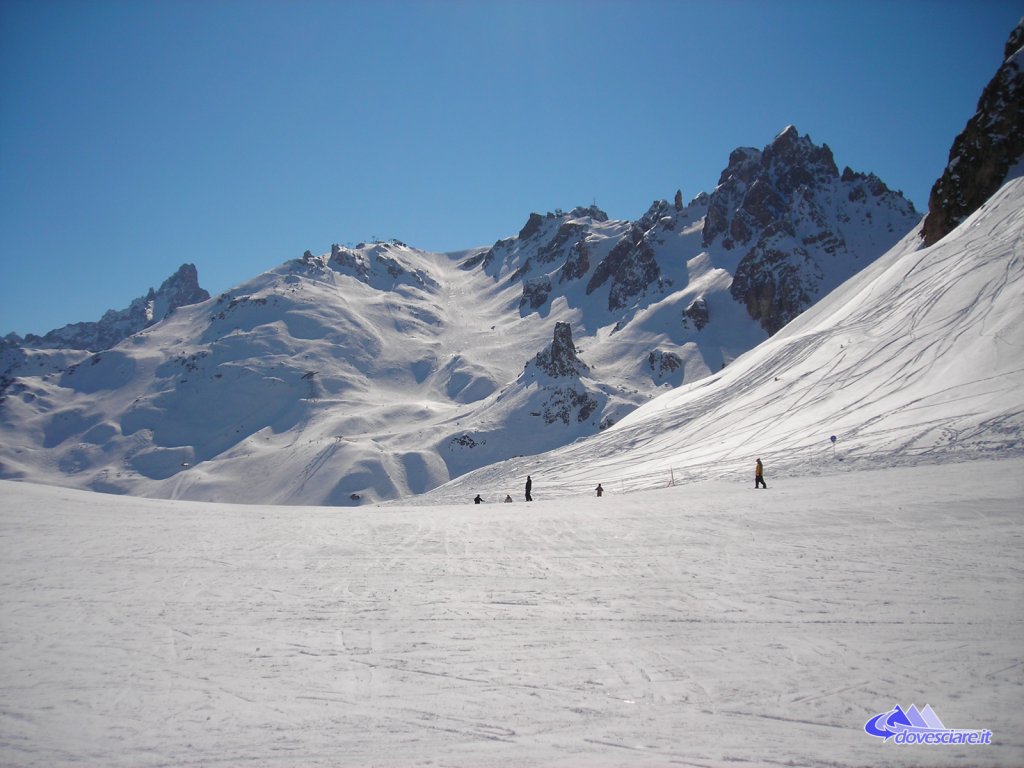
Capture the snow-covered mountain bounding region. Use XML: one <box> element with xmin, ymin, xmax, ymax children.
<box><xmin>418</xmin><ymin>169</ymin><xmax>1024</xmax><ymax>504</ymax></box>
<box><xmin>0</xmin><ymin>124</ymin><xmax>920</xmax><ymax>505</ymax></box>
<box><xmin>417</xmin><ymin>18</ymin><xmax>1024</xmax><ymax>505</ymax></box>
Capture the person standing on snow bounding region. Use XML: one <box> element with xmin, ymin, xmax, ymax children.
<box><xmin>525</xmin><ymin>475</ymin><xmax>533</xmax><ymax>502</ymax></box>
<box><xmin>755</xmin><ymin>458</ymin><xmax>767</xmax><ymax>489</ymax></box>
<box><xmin>596</xmin><ymin>483</ymin><xmax>604</xmax><ymax>497</ymax></box>
<box><xmin>474</xmin><ymin>494</ymin><xmax>483</xmax><ymax>504</ymax></box>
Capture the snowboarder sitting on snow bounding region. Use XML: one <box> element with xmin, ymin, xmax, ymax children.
<box><xmin>474</xmin><ymin>494</ymin><xmax>483</xmax><ymax>504</ymax></box>
<box><xmin>504</xmin><ymin>494</ymin><xmax>513</xmax><ymax>503</ymax></box>
<box><xmin>596</xmin><ymin>483</ymin><xmax>604</xmax><ymax>497</ymax></box>
<box><xmin>755</xmin><ymin>458</ymin><xmax>767</xmax><ymax>489</ymax></box>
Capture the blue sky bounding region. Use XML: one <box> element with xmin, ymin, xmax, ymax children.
<box><xmin>1</xmin><ymin>0</ymin><xmax>1021</xmax><ymax>336</ymax></box>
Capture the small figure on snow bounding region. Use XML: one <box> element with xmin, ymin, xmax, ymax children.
<box><xmin>755</xmin><ymin>458</ymin><xmax>767</xmax><ymax>489</ymax></box>
<box><xmin>595</xmin><ymin>483</ymin><xmax>604</xmax><ymax>497</ymax></box>
<box><xmin>474</xmin><ymin>494</ymin><xmax>483</xmax><ymax>504</ymax></box>
<box><xmin>525</xmin><ymin>475</ymin><xmax>533</xmax><ymax>502</ymax></box>
<box><xmin>504</xmin><ymin>494</ymin><xmax>513</xmax><ymax>503</ymax></box>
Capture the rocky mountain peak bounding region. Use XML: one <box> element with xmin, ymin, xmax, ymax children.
<box><xmin>151</xmin><ymin>263</ymin><xmax>210</xmax><ymax>320</ymax></box>
<box><xmin>921</xmin><ymin>18</ymin><xmax>1024</xmax><ymax>246</ymax></box>
<box><xmin>531</xmin><ymin>322</ymin><xmax>589</xmax><ymax>378</ymax></box>
<box><xmin>697</xmin><ymin>126</ymin><xmax>921</xmax><ymax>336</ymax></box>
<box><xmin>761</xmin><ymin>124</ymin><xmax>839</xmax><ymax>194</ymax></box>
<box><xmin>15</xmin><ymin>263</ymin><xmax>210</xmax><ymax>352</ymax></box>
<box><xmin>516</xmin><ymin>206</ymin><xmax>609</xmax><ymax>242</ymax></box>
<box><xmin>704</xmin><ymin>126</ymin><xmax>844</xmax><ymax>251</ymax></box>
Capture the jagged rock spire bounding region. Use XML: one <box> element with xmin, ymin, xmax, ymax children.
<box><xmin>531</xmin><ymin>322</ymin><xmax>589</xmax><ymax>378</ymax></box>
<box><xmin>18</xmin><ymin>263</ymin><xmax>209</xmax><ymax>352</ymax></box>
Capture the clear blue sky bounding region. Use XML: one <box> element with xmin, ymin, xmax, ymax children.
<box><xmin>1</xmin><ymin>0</ymin><xmax>1021</xmax><ymax>336</ymax></box>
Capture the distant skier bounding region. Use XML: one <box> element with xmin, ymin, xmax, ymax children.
<box><xmin>504</xmin><ymin>494</ymin><xmax>513</xmax><ymax>503</ymax></box>
<box><xmin>474</xmin><ymin>494</ymin><xmax>483</xmax><ymax>504</ymax></box>
<box><xmin>595</xmin><ymin>483</ymin><xmax>604</xmax><ymax>497</ymax></box>
<box><xmin>755</xmin><ymin>458</ymin><xmax>767</xmax><ymax>489</ymax></box>
<box><xmin>525</xmin><ymin>475</ymin><xmax>533</xmax><ymax>502</ymax></box>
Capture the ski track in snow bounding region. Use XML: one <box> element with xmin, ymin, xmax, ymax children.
<box><xmin>1</xmin><ymin>459</ymin><xmax>1022</xmax><ymax>767</ymax></box>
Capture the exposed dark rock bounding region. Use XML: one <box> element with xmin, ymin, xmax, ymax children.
<box><xmin>330</xmin><ymin>243</ymin><xmax>438</xmax><ymax>290</ymax></box>
<box><xmin>683</xmin><ymin>297</ymin><xmax>710</xmax><ymax>331</ymax></box>
<box><xmin>331</xmin><ymin>244</ymin><xmax>369</xmax><ymax>279</ymax></box>
<box><xmin>520</xmin><ymin>276</ymin><xmax>552</xmax><ymax>311</ymax></box>
<box><xmin>449</xmin><ymin>434</ymin><xmax>481</xmax><ymax>449</ymax></box>
<box><xmin>559</xmin><ymin>238</ymin><xmax>591</xmax><ymax>283</ymax></box>
<box><xmin>730</xmin><ymin>245</ymin><xmax>817</xmax><ymax>335</ymax></box>
<box><xmin>518</xmin><ymin>213</ymin><xmax>545</xmax><ymax>240</ymax></box>
<box><xmin>20</xmin><ymin>263</ymin><xmax>210</xmax><ymax>352</ymax></box>
<box><xmin>921</xmin><ymin>19</ymin><xmax>1024</xmax><ymax>246</ymax></box>
<box><xmin>459</xmin><ymin>250</ymin><xmax>489</xmax><ymax>271</ymax></box>
<box><xmin>536</xmin><ymin>222</ymin><xmax>588</xmax><ymax>265</ymax></box>
<box><xmin>531</xmin><ymin>321</ymin><xmax>589</xmax><ymax>378</ymax></box>
<box><xmin>541</xmin><ymin>386</ymin><xmax>599</xmax><ymax>425</ymax></box>
<box><xmin>648</xmin><ymin>349</ymin><xmax>682</xmax><ymax>375</ymax></box>
<box><xmin>709</xmin><ymin>126</ymin><xmax>917</xmax><ymax>335</ymax></box>
<box><xmin>476</xmin><ymin>206</ymin><xmax>608</xmax><ymax>277</ymax></box>
<box><xmin>586</xmin><ymin>231</ymin><xmax>661</xmax><ymax>311</ymax></box>
<box><xmin>704</xmin><ymin>129</ymin><xmax>839</xmax><ymax>250</ymax></box>
<box><xmin>704</xmin><ymin>147</ymin><xmax>763</xmax><ymax>249</ymax></box>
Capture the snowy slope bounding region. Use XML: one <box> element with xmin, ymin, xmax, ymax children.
<box><xmin>419</xmin><ymin>174</ymin><xmax>1024</xmax><ymax>505</ymax></box>
<box><xmin>2</xmin><ymin>459</ymin><xmax>1021</xmax><ymax>767</ymax></box>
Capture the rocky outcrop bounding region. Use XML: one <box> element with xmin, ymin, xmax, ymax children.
<box><xmin>539</xmin><ymin>386</ymin><xmax>599</xmax><ymax>425</ymax></box>
<box><xmin>531</xmin><ymin>322</ymin><xmax>589</xmax><ymax>378</ymax></box>
<box><xmin>479</xmin><ymin>206</ymin><xmax>609</xmax><ymax>275</ymax></box>
<box><xmin>585</xmin><ymin>226</ymin><xmax>660</xmax><ymax>312</ymax></box>
<box><xmin>463</xmin><ymin>131</ymin><xmax>914</xmax><ymax>339</ymax></box>
<box><xmin>328</xmin><ymin>242</ymin><xmax>439</xmax><ymax>291</ymax></box>
<box><xmin>683</xmin><ymin>297</ymin><xmax>710</xmax><ymax>331</ymax></box>
<box><xmin>17</xmin><ymin>263</ymin><xmax>210</xmax><ymax>352</ymax></box>
<box><xmin>729</xmin><ymin>242</ymin><xmax>814</xmax><ymax>336</ymax></box>
<box><xmin>516</xmin><ymin>322</ymin><xmax>602</xmax><ymax>427</ymax></box>
<box><xmin>647</xmin><ymin>349</ymin><xmax>682</xmax><ymax>380</ymax></box>
<box><xmin>520</xmin><ymin>276</ymin><xmax>552</xmax><ymax>311</ymax></box>
<box><xmin>586</xmin><ymin>200</ymin><xmax>675</xmax><ymax>312</ymax></box>
<box><xmin>713</xmin><ymin>126</ymin><xmax>919</xmax><ymax>335</ymax></box>
<box><xmin>921</xmin><ymin>19</ymin><xmax>1024</xmax><ymax>246</ymax></box>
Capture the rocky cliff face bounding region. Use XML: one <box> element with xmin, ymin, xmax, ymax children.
<box><xmin>713</xmin><ymin>126</ymin><xmax>919</xmax><ymax>334</ymax></box>
<box><xmin>921</xmin><ymin>19</ymin><xmax>1024</xmax><ymax>247</ymax></box>
<box><xmin>585</xmin><ymin>201</ymin><xmax>672</xmax><ymax>312</ymax></box>
<box><xmin>530</xmin><ymin>321</ymin><xmax>589</xmax><ymax>378</ymax></box>
<box><xmin>525</xmin><ymin>322</ymin><xmax>601</xmax><ymax>426</ymax></box>
<box><xmin>468</xmin><ymin>127</ymin><xmax>918</xmax><ymax>341</ymax></box>
<box><xmin>14</xmin><ymin>263</ymin><xmax>210</xmax><ymax>352</ymax></box>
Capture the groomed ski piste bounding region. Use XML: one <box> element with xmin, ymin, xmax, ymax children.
<box><xmin>2</xmin><ymin>178</ymin><xmax>1023</xmax><ymax>766</ymax></box>
<box><xmin>2</xmin><ymin>459</ymin><xmax>1022</xmax><ymax>768</ymax></box>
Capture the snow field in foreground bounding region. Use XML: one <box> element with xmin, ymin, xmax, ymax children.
<box><xmin>1</xmin><ymin>459</ymin><xmax>1022</xmax><ymax>767</ymax></box>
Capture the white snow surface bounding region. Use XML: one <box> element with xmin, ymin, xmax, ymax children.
<box><xmin>1</xmin><ymin>145</ymin><xmax>1022</xmax><ymax>767</ymax></box>
<box><xmin>2</xmin><ymin>458</ymin><xmax>1022</xmax><ymax>767</ymax></box>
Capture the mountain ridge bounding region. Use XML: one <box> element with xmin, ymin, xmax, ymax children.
<box><xmin>417</xmin><ymin>171</ymin><xmax>1024</xmax><ymax>505</ymax></box>
<box><xmin>0</xmin><ymin>124</ymin><xmax>945</xmax><ymax>505</ymax></box>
